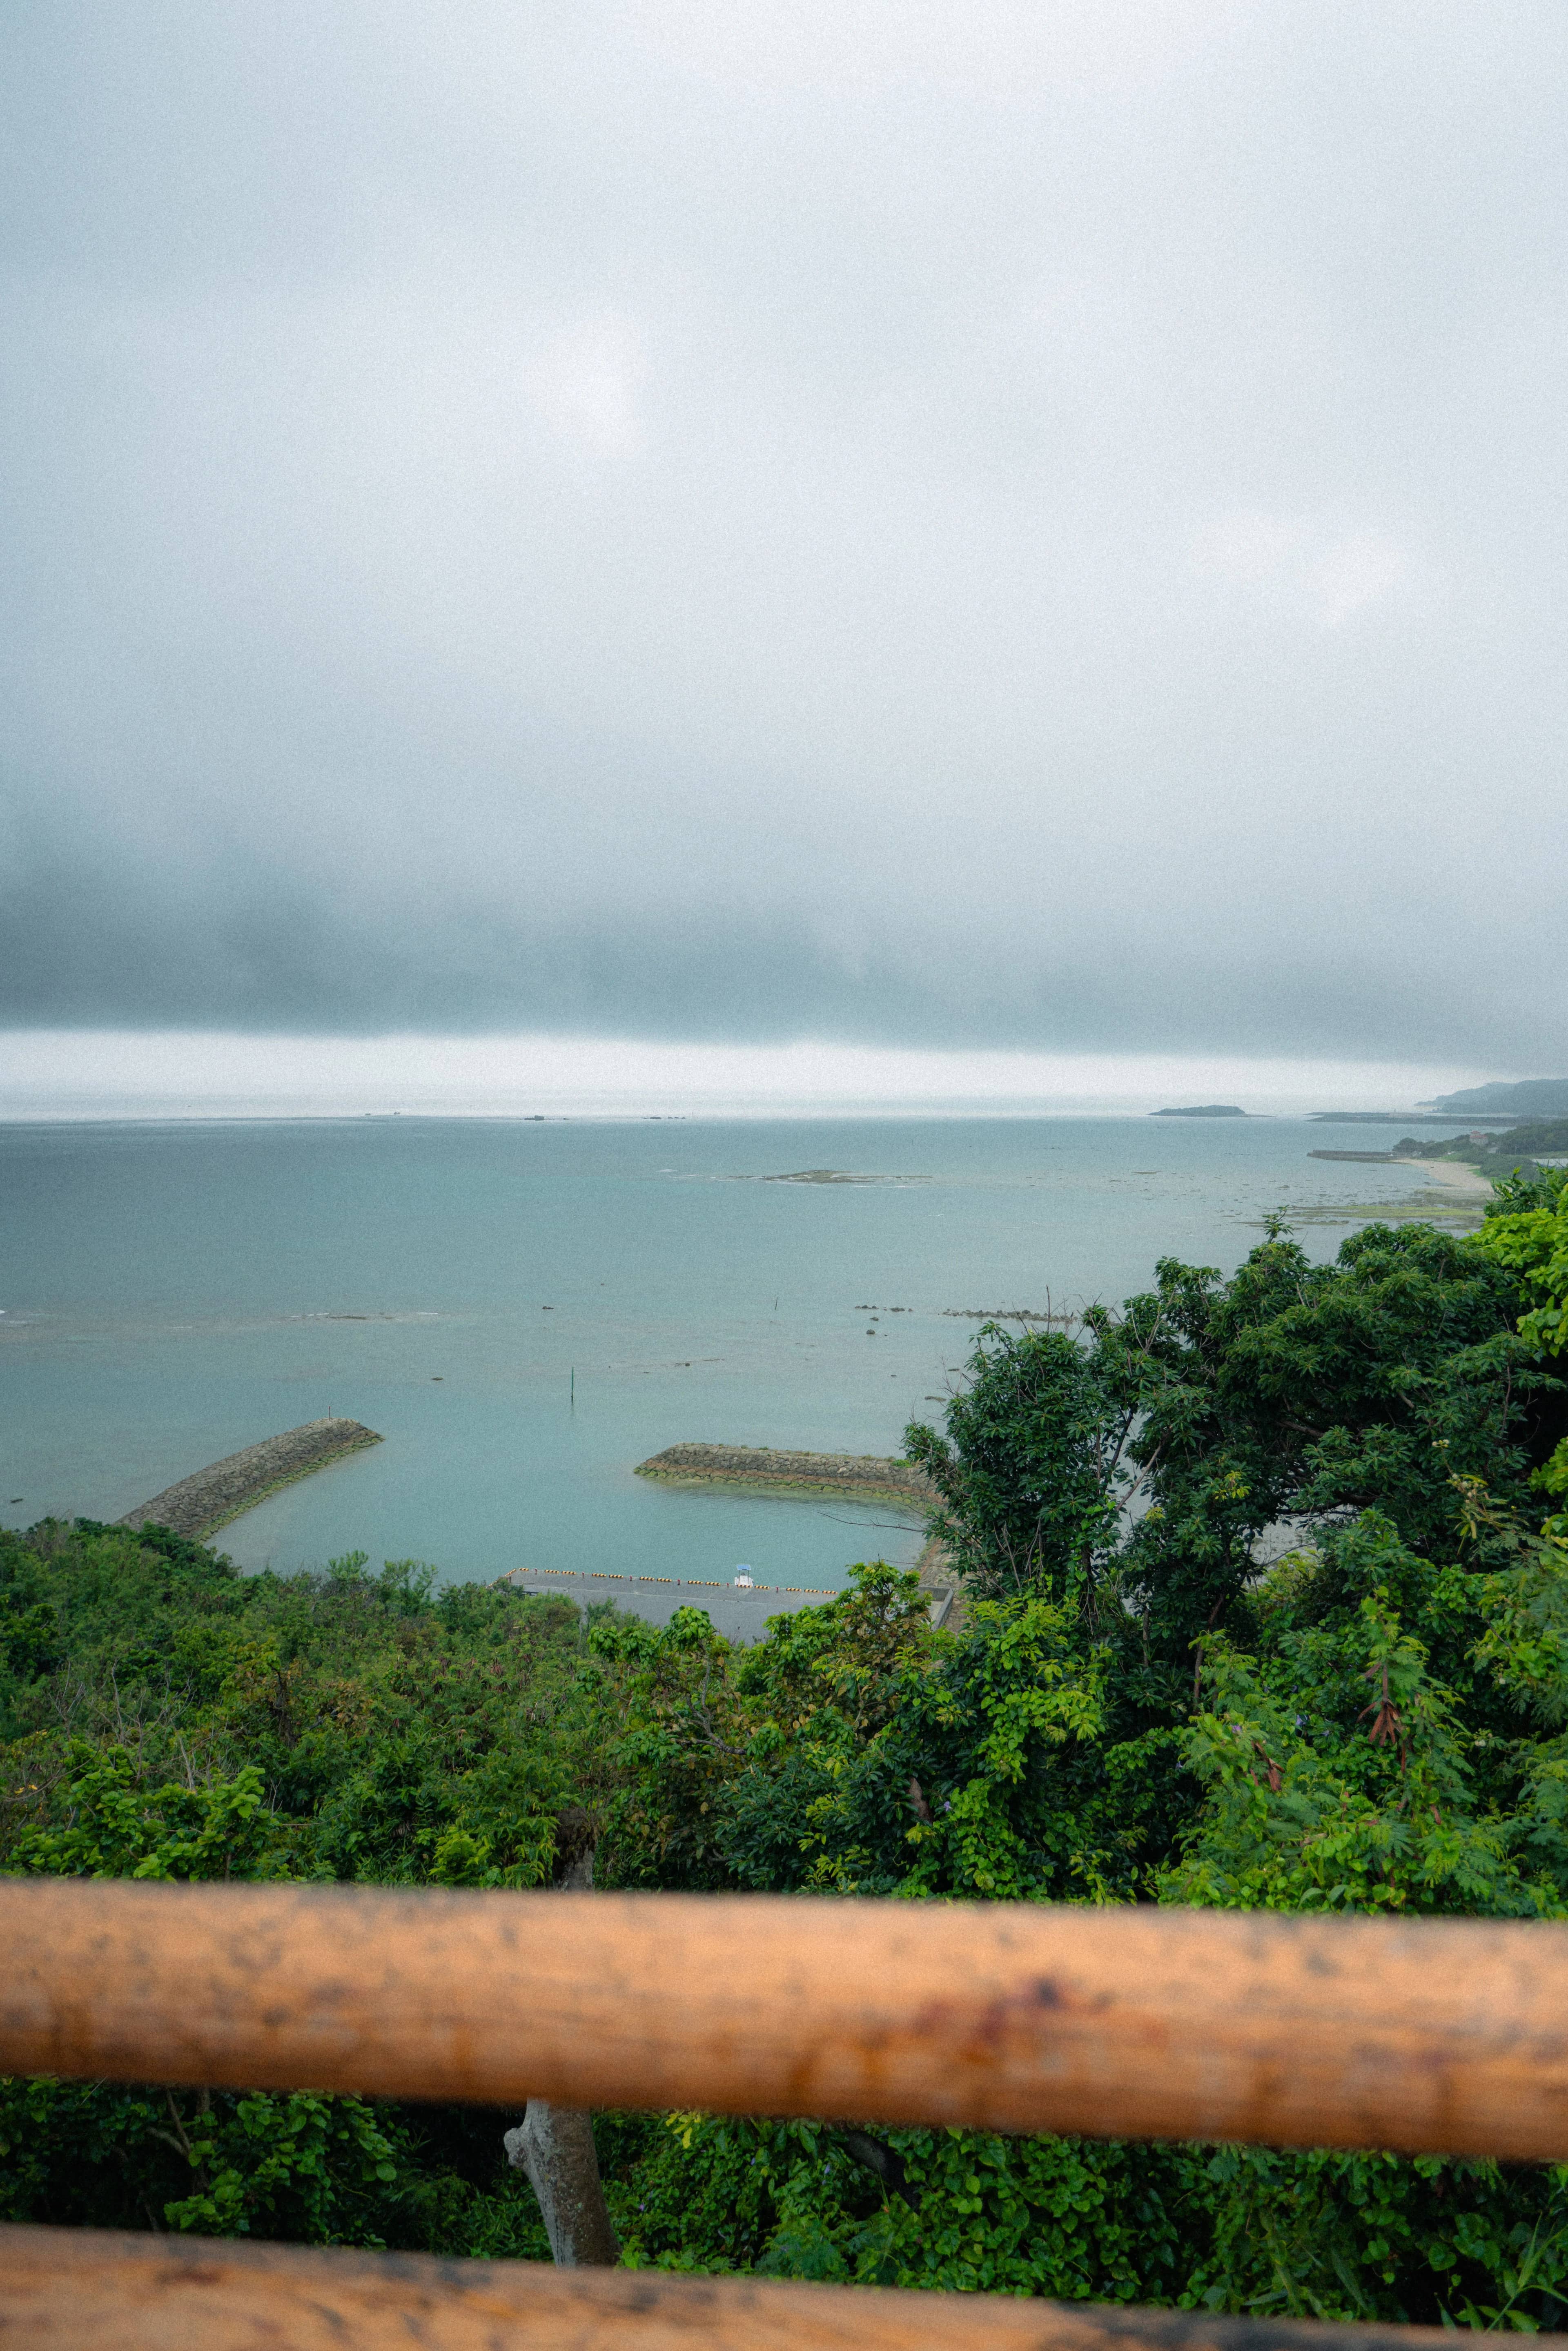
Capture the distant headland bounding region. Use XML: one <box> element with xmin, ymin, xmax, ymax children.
<box><xmin>1418</xmin><ymin>1078</ymin><xmax>1568</xmax><ymax>1118</ymax></box>
<box><xmin>1151</xmin><ymin>1103</ymin><xmax>1248</xmax><ymax>1118</ymax></box>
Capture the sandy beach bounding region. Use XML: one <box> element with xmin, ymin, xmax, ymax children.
<box><xmin>1399</xmin><ymin>1159</ymin><xmax>1497</xmax><ymax>1199</ymax></box>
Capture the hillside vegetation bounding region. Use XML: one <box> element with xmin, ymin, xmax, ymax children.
<box><xmin>4</xmin><ymin>1168</ymin><xmax>1568</xmax><ymax>2322</ymax></box>
<box><xmin>1393</xmin><ymin>1121</ymin><xmax>1568</xmax><ymax>1177</ymax></box>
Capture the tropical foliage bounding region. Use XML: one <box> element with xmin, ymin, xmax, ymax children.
<box><xmin>6</xmin><ymin>1174</ymin><xmax>1568</xmax><ymax>2322</ymax></box>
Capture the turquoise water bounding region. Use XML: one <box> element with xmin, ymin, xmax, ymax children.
<box><xmin>0</xmin><ymin>1116</ymin><xmax>1470</xmax><ymax>1591</ymax></box>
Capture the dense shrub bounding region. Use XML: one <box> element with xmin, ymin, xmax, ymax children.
<box><xmin>7</xmin><ymin>1191</ymin><xmax>1568</xmax><ymax>2320</ymax></box>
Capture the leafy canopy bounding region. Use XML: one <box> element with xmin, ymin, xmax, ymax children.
<box><xmin>6</xmin><ymin>1203</ymin><xmax>1568</xmax><ymax>2321</ymax></box>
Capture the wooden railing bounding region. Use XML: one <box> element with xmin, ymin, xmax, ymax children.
<box><xmin>4</xmin><ymin>1878</ymin><xmax>1568</xmax><ymax>2347</ymax></box>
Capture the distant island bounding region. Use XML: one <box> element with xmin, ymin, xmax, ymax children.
<box><xmin>1151</xmin><ymin>1103</ymin><xmax>1247</xmax><ymax>1118</ymax></box>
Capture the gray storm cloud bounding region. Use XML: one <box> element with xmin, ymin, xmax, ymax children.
<box><xmin>1</xmin><ymin>1</ymin><xmax>1565</xmax><ymax>1060</ymax></box>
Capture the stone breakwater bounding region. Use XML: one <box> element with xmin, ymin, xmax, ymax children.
<box><xmin>634</xmin><ymin>1442</ymin><xmax>937</xmax><ymax>1506</ymax></box>
<box><xmin>118</xmin><ymin>1417</ymin><xmax>382</xmax><ymax>1539</ymax></box>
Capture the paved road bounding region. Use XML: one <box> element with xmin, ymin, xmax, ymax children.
<box><xmin>501</xmin><ymin>1565</ymin><xmax>833</xmax><ymax>1640</ymax></box>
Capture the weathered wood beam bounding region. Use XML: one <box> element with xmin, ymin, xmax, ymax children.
<box><xmin>0</xmin><ymin>2224</ymin><xmax>1443</xmax><ymax>2351</ymax></box>
<box><xmin>4</xmin><ymin>1880</ymin><xmax>1568</xmax><ymax>2159</ymax></box>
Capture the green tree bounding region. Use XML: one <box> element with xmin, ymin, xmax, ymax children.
<box><xmin>1471</xmin><ymin>1166</ymin><xmax>1568</xmax><ymax>1500</ymax></box>
<box><xmin>904</xmin><ymin>1324</ymin><xmax>1137</xmax><ymax>1607</ymax></box>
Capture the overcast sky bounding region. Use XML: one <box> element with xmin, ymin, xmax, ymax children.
<box><xmin>2</xmin><ymin>2</ymin><xmax>1565</xmax><ymax>1083</ymax></box>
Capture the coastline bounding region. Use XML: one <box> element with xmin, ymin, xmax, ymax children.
<box><xmin>1286</xmin><ymin>1158</ymin><xmax>1494</xmax><ymax>1230</ymax></box>
<box><xmin>14</xmin><ymin>1116</ymin><xmax>1492</xmax><ymax>1587</ymax></box>
<box><xmin>1400</xmin><ymin>1158</ymin><xmax>1497</xmax><ymax>1199</ymax></box>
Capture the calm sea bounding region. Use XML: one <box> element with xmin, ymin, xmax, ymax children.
<box><xmin>0</xmin><ymin>1116</ymin><xmax>1469</xmax><ymax>1591</ymax></box>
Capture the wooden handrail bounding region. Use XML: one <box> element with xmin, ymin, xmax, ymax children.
<box><xmin>5</xmin><ymin>1878</ymin><xmax>1568</xmax><ymax>2158</ymax></box>
<box><xmin>0</xmin><ymin>2223</ymin><xmax>1443</xmax><ymax>2351</ymax></box>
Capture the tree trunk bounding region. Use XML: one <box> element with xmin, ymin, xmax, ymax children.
<box><xmin>504</xmin><ymin>2100</ymin><xmax>620</xmax><ymax>2267</ymax></box>
<box><xmin>503</xmin><ymin>1815</ymin><xmax>619</xmax><ymax>2268</ymax></box>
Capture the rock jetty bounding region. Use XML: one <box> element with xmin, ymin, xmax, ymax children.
<box><xmin>634</xmin><ymin>1443</ymin><xmax>936</xmax><ymax>1505</ymax></box>
<box><xmin>118</xmin><ymin>1417</ymin><xmax>382</xmax><ymax>1539</ymax></box>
